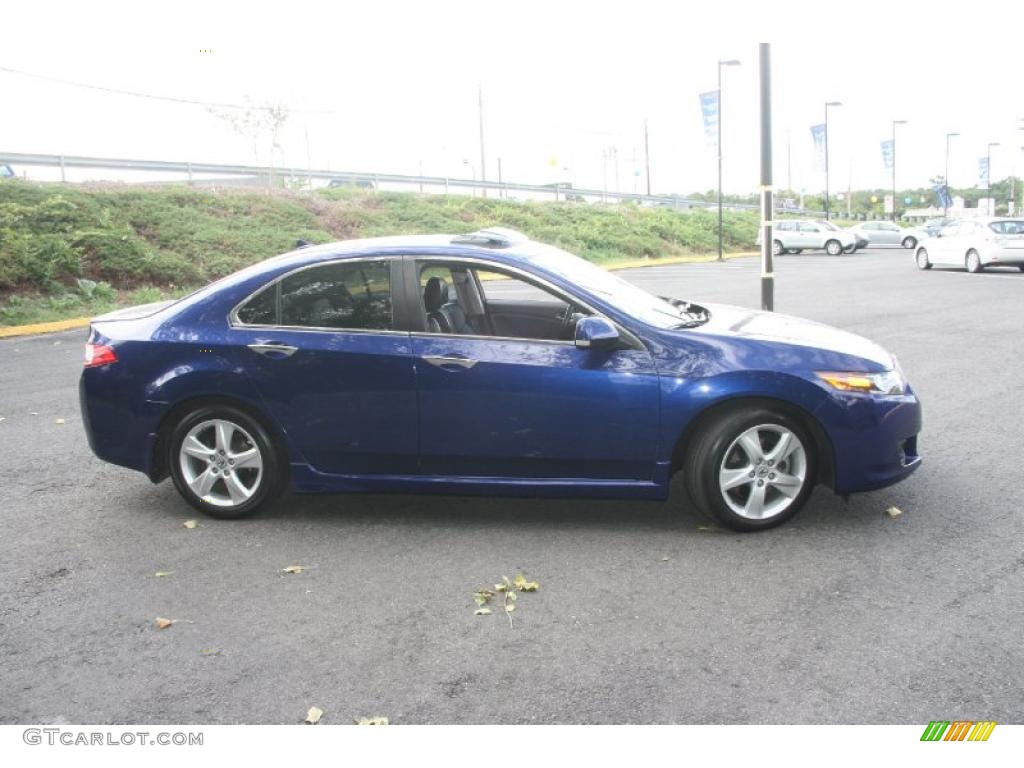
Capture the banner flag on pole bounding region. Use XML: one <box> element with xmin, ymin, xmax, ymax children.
<box><xmin>881</xmin><ymin>140</ymin><xmax>894</xmax><ymax>171</ymax></box>
<box><xmin>699</xmin><ymin>91</ymin><xmax>720</xmax><ymax>149</ymax></box>
<box><xmin>978</xmin><ymin>157</ymin><xmax>990</xmax><ymax>189</ymax></box>
<box><xmin>810</xmin><ymin>124</ymin><xmax>826</xmax><ymax>171</ymax></box>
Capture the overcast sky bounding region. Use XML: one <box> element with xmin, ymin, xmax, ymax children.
<box><xmin>5</xmin><ymin>0</ymin><xmax>1024</xmax><ymax>195</ymax></box>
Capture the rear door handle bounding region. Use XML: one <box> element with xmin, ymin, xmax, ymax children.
<box><xmin>248</xmin><ymin>343</ymin><xmax>298</xmax><ymax>358</ymax></box>
<box><xmin>422</xmin><ymin>355</ymin><xmax>477</xmax><ymax>370</ymax></box>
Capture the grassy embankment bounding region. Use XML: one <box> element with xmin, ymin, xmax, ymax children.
<box><xmin>0</xmin><ymin>181</ymin><xmax>759</xmax><ymax>326</ymax></box>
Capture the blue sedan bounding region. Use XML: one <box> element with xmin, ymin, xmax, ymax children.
<box><xmin>79</xmin><ymin>227</ymin><xmax>922</xmax><ymax>531</ymax></box>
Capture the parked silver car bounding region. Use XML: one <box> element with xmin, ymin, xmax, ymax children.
<box><xmin>915</xmin><ymin>218</ymin><xmax>1024</xmax><ymax>273</ymax></box>
<box><xmin>760</xmin><ymin>220</ymin><xmax>858</xmax><ymax>256</ymax></box>
<box><xmin>849</xmin><ymin>221</ymin><xmax>928</xmax><ymax>249</ymax></box>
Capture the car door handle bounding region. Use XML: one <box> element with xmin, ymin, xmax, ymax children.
<box><xmin>248</xmin><ymin>343</ymin><xmax>298</xmax><ymax>358</ymax></box>
<box><xmin>422</xmin><ymin>355</ymin><xmax>478</xmax><ymax>370</ymax></box>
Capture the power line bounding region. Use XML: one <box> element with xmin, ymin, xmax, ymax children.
<box><xmin>0</xmin><ymin>64</ymin><xmax>334</xmax><ymax>115</ymax></box>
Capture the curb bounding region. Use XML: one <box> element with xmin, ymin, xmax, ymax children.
<box><xmin>0</xmin><ymin>317</ymin><xmax>91</xmax><ymax>339</ymax></box>
<box><xmin>0</xmin><ymin>252</ymin><xmax>759</xmax><ymax>339</ymax></box>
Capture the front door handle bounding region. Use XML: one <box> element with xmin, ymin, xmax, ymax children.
<box><xmin>248</xmin><ymin>343</ymin><xmax>298</xmax><ymax>358</ymax></box>
<box><xmin>422</xmin><ymin>355</ymin><xmax>478</xmax><ymax>370</ymax></box>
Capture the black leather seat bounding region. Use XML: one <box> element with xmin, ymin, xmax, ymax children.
<box><xmin>423</xmin><ymin>277</ymin><xmax>475</xmax><ymax>335</ymax></box>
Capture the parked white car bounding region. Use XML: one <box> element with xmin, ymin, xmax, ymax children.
<box><xmin>915</xmin><ymin>218</ymin><xmax>1024</xmax><ymax>273</ymax></box>
<box><xmin>759</xmin><ymin>220</ymin><xmax>858</xmax><ymax>256</ymax></box>
<box><xmin>849</xmin><ymin>221</ymin><xmax>928</xmax><ymax>249</ymax></box>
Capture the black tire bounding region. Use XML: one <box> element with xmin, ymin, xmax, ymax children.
<box><xmin>966</xmin><ymin>249</ymin><xmax>983</xmax><ymax>273</ymax></box>
<box><xmin>825</xmin><ymin>239</ymin><xmax>843</xmax><ymax>256</ymax></box>
<box><xmin>1018</xmin><ymin>266</ymin><xmax>1024</xmax><ymax>273</ymax></box>
<box><xmin>683</xmin><ymin>406</ymin><xmax>817</xmax><ymax>532</ymax></box>
<box><xmin>902</xmin><ymin>236</ymin><xmax>917</xmax><ymax>249</ymax></box>
<box><xmin>844</xmin><ymin>243</ymin><xmax>857</xmax><ymax>254</ymax></box>
<box><xmin>772</xmin><ymin>240</ymin><xmax>783</xmax><ymax>257</ymax></box>
<box><xmin>792</xmin><ymin>249</ymin><xmax>803</xmax><ymax>254</ymax></box>
<box><xmin>916</xmin><ymin>248</ymin><xmax>932</xmax><ymax>270</ymax></box>
<box><xmin>167</xmin><ymin>405</ymin><xmax>285</xmax><ymax>519</ymax></box>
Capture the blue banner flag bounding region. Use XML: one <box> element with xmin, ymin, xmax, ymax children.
<box><xmin>810</xmin><ymin>124</ymin><xmax>827</xmax><ymax>171</ymax></box>
<box><xmin>881</xmin><ymin>140</ymin><xmax>894</xmax><ymax>171</ymax></box>
<box><xmin>699</xmin><ymin>91</ymin><xmax>720</xmax><ymax>149</ymax></box>
<box><xmin>978</xmin><ymin>157</ymin><xmax>990</xmax><ymax>189</ymax></box>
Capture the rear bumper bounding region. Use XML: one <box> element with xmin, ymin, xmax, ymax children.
<box><xmin>79</xmin><ymin>370</ymin><xmax>158</xmax><ymax>476</ymax></box>
<box><xmin>814</xmin><ymin>386</ymin><xmax>923</xmax><ymax>494</ymax></box>
<box><xmin>982</xmin><ymin>248</ymin><xmax>1024</xmax><ymax>266</ymax></box>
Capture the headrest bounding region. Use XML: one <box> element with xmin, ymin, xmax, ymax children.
<box><xmin>424</xmin><ymin>277</ymin><xmax>448</xmax><ymax>312</ymax></box>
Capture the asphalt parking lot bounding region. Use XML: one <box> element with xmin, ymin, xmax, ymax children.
<box><xmin>1</xmin><ymin>247</ymin><xmax>1021</xmax><ymax>725</ymax></box>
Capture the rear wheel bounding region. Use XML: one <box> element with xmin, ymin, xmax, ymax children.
<box><xmin>684</xmin><ymin>407</ymin><xmax>816</xmax><ymax>532</ymax></box>
<box><xmin>966</xmin><ymin>249</ymin><xmax>983</xmax><ymax>273</ymax></box>
<box><xmin>772</xmin><ymin>240</ymin><xmax>783</xmax><ymax>256</ymax></box>
<box><xmin>825</xmin><ymin>239</ymin><xmax>843</xmax><ymax>256</ymax></box>
<box><xmin>168</xmin><ymin>405</ymin><xmax>284</xmax><ymax>519</ymax></box>
<box><xmin>916</xmin><ymin>248</ymin><xmax>932</xmax><ymax>270</ymax></box>
<box><xmin>902</xmin><ymin>236</ymin><xmax>917</xmax><ymax>249</ymax></box>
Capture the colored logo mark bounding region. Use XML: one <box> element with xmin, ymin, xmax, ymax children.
<box><xmin>920</xmin><ymin>721</ymin><xmax>996</xmax><ymax>742</ymax></box>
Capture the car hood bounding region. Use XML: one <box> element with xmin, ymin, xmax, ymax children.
<box><xmin>690</xmin><ymin>302</ymin><xmax>894</xmax><ymax>368</ymax></box>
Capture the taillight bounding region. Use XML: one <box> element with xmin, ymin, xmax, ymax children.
<box><xmin>84</xmin><ymin>343</ymin><xmax>118</xmax><ymax>368</ymax></box>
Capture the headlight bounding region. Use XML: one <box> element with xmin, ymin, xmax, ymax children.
<box><xmin>816</xmin><ymin>370</ymin><xmax>906</xmax><ymax>395</ymax></box>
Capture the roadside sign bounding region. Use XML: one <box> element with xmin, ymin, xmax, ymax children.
<box><xmin>0</xmin><ymin>164</ymin><xmax>14</xmax><ymax>178</ymax></box>
<box><xmin>881</xmin><ymin>140</ymin><xmax>894</xmax><ymax>171</ymax></box>
<box><xmin>699</xmin><ymin>91</ymin><xmax>720</xmax><ymax>149</ymax></box>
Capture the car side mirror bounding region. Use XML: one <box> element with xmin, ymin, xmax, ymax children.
<box><xmin>575</xmin><ymin>316</ymin><xmax>620</xmax><ymax>351</ymax></box>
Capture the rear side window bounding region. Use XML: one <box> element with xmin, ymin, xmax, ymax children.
<box><xmin>235</xmin><ymin>260</ymin><xmax>393</xmax><ymax>330</ymax></box>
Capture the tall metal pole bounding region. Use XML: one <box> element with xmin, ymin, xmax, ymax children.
<box><xmin>892</xmin><ymin>120</ymin><xmax>906</xmax><ymax>222</ymax></box>
<box><xmin>643</xmin><ymin>120</ymin><xmax>652</xmax><ymax>196</ymax></box>
<box><xmin>824</xmin><ymin>104</ymin><xmax>830</xmax><ymax>220</ymax></box>
<box><xmin>717</xmin><ymin>64</ymin><xmax>724</xmax><ymax>261</ymax></box>
<box><xmin>478</xmin><ymin>82</ymin><xmax>487</xmax><ymax>197</ymax></box>
<box><xmin>759</xmin><ymin>44</ymin><xmax>774</xmax><ymax>312</ymax></box>
<box><xmin>944</xmin><ymin>132</ymin><xmax>959</xmax><ymax>216</ymax></box>
<box><xmin>717</xmin><ymin>59</ymin><xmax>740</xmax><ymax>261</ymax></box>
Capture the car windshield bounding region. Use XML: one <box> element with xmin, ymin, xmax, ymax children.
<box><xmin>525</xmin><ymin>244</ymin><xmax>708</xmax><ymax>329</ymax></box>
<box><xmin>820</xmin><ymin>221</ymin><xmax>842</xmax><ymax>231</ymax></box>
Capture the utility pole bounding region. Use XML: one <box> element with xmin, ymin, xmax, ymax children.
<box><xmin>945</xmin><ymin>132</ymin><xmax>960</xmax><ymax>215</ymax></box>
<box><xmin>824</xmin><ymin>101</ymin><xmax>842</xmax><ymax>220</ymax></box>
<box><xmin>478</xmin><ymin>82</ymin><xmax>487</xmax><ymax>197</ymax></box>
<box><xmin>892</xmin><ymin>120</ymin><xmax>906</xmax><ymax>221</ymax></box>
<box><xmin>759</xmin><ymin>43</ymin><xmax>774</xmax><ymax>312</ymax></box>
<box><xmin>497</xmin><ymin>157</ymin><xmax>503</xmax><ymax>199</ymax></box>
<box><xmin>987</xmin><ymin>142</ymin><xmax>1000</xmax><ymax>215</ymax></box>
<box><xmin>643</xmin><ymin>119</ymin><xmax>652</xmax><ymax>196</ymax></box>
<box><xmin>717</xmin><ymin>58</ymin><xmax>741</xmax><ymax>261</ymax></box>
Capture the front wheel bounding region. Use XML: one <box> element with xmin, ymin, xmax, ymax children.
<box><xmin>825</xmin><ymin>239</ymin><xmax>843</xmax><ymax>256</ymax></box>
<box><xmin>966</xmin><ymin>249</ymin><xmax>983</xmax><ymax>273</ymax></box>
<box><xmin>902</xmin><ymin>236</ymin><xmax>917</xmax><ymax>249</ymax></box>
<box><xmin>684</xmin><ymin>407</ymin><xmax>816</xmax><ymax>532</ymax></box>
<box><xmin>916</xmin><ymin>248</ymin><xmax>932</xmax><ymax>270</ymax></box>
<box><xmin>844</xmin><ymin>243</ymin><xmax>857</xmax><ymax>254</ymax></box>
<box><xmin>168</xmin><ymin>405</ymin><xmax>284</xmax><ymax>518</ymax></box>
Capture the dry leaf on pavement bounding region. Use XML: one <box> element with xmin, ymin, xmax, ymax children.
<box><xmin>55</xmin><ymin>418</ymin><xmax>65</xmax><ymax>425</ymax></box>
<box><xmin>355</xmin><ymin>716</ymin><xmax>388</xmax><ymax>725</ymax></box>
<box><xmin>305</xmin><ymin>706</ymin><xmax>324</xmax><ymax>725</ymax></box>
<box><xmin>474</xmin><ymin>607</ymin><xmax>492</xmax><ymax>616</ymax></box>
<box><xmin>155</xmin><ymin>617</ymin><xmax>174</xmax><ymax>629</ymax></box>
<box><xmin>281</xmin><ymin>565</ymin><xmax>305</xmax><ymax>574</ymax></box>
<box><xmin>183</xmin><ymin>520</ymin><xmax>198</xmax><ymax>529</ymax></box>
<box><xmin>154</xmin><ymin>571</ymin><xmax>174</xmax><ymax>578</ymax></box>
<box><xmin>886</xmin><ymin>506</ymin><xmax>903</xmax><ymax>518</ymax></box>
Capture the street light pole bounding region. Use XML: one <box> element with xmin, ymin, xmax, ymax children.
<box><xmin>758</xmin><ymin>44</ymin><xmax>774</xmax><ymax>312</ymax></box>
<box><xmin>944</xmin><ymin>132</ymin><xmax>960</xmax><ymax>216</ymax></box>
<box><xmin>824</xmin><ymin>101</ymin><xmax>842</xmax><ymax>220</ymax></box>
<box><xmin>717</xmin><ymin>58</ymin><xmax>741</xmax><ymax>261</ymax></box>
<box><xmin>987</xmin><ymin>142</ymin><xmax>1000</xmax><ymax>214</ymax></box>
<box><xmin>892</xmin><ymin>120</ymin><xmax>907</xmax><ymax>222</ymax></box>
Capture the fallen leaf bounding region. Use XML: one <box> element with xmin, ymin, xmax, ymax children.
<box><xmin>30</xmin><ymin>411</ymin><xmax>39</xmax><ymax>416</ymax></box>
<box><xmin>55</xmin><ymin>418</ymin><xmax>65</xmax><ymax>425</ymax></box>
<box><xmin>53</xmin><ymin>340</ymin><xmax>62</xmax><ymax>346</ymax></box>
<box><xmin>505</xmin><ymin>602</ymin><xmax>516</xmax><ymax>613</ymax></box>
<box><xmin>697</xmin><ymin>525</ymin><xmax>714</xmax><ymax>532</ymax></box>
<box><xmin>281</xmin><ymin>565</ymin><xmax>305</xmax><ymax>574</ymax></box>
<box><xmin>0</xmin><ymin>417</ymin><xmax>5</xmax><ymax>423</ymax></box>
<box><xmin>305</xmin><ymin>706</ymin><xmax>324</xmax><ymax>725</ymax></box>
<box><xmin>355</xmin><ymin>716</ymin><xmax>388</xmax><ymax>725</ymax></box>
<box><xmin>183</xmin><ymin>520</ymin><xmax>198</xmax><ymax>529</ymax></box>
<box><xmin>154</xmin><ymin>571</ymin><xmax>175</xmax><ymax>578</ymax></box>
<box><xmin>494</xmin><ymin>582</ymin><xmax>507</xmax><ymax>592</ymax></box>
<box><xmin>155</xmin><ymin>617</ymin><xmax>174</xmax><ymax>629</ymax></box>
<box><xmin>660</xmin><ymin>556</ymin><xmax>670</xmax><ymax>562</ymax></box>
<box><xmin>473</xmin><ymin>589</ymin><xmax>494</xmax><ymax>606</ymax></box>
<box><xmin>474</xmin><ymin>607</ymin><xmax>492</xmax><ymax>616</ymax></box>
<box><xmin>886</xmin><ymin>506</ymin><xmax>903</xmax><ymax>519</ymax></box>
<box><xmin>513</xmin><ymin>572</ymin><xmax>540</xmax><ymax>592</ymax></box>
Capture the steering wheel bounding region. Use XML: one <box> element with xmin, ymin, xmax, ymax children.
<box><xmin>558</xmin><ymin>303</ymin><xmax>576</xmax><ymax>340</ymax></box>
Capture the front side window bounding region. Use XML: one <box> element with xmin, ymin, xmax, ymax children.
<box><xmin>235</xmin><ymin>260</ymin><xmax>393</xmax><ymax>330</ymax></box>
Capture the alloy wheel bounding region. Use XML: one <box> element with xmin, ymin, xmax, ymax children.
<box><xmin>178</xmin><ymin>419</ymin><xmax>264</xmax><ymax>508</ymax></box>
<box><xmin>718</xmin><ymin>424</ymin><xmax>808</xmax><ymax>520</ymax></box>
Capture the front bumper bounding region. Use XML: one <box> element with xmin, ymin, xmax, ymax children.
<box><xmin>813</xmin><ymin>386</ymin><xmax>922</xmax><ymax>494</ymax></box>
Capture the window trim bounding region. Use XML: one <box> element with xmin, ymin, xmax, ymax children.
<box><xmin>228</xmin><ymin>256</ymin><xmax>405</xmax><ymax>335</ymax></box>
